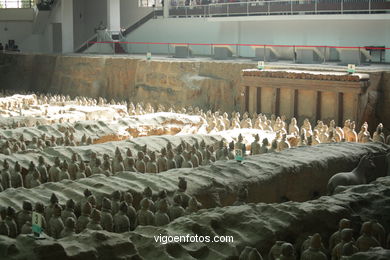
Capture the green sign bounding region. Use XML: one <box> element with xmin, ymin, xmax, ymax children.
<box><xmin>257</xmin><ymin>61</ymin><xmax>265</xmax><ymax>70</ymax></box>
<box><xmin>347</xmin><ymin>64</ymin><xmax>356</xmax><ymax>74</ymax></box>
<box><xmin>146</xmin><ymin>52</ymin><xmax>152</xmax><ymax>60</ymax></box>
<box><xmin>32</xmin><ymin>212</ymin><xmax>43</xmax><ymax>235</ymax></box>
<box><xmin>235</xmin><ymin>149</ymin><xmax>243</xmax><ymax>162</ymax></box>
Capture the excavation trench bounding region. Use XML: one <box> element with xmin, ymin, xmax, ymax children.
<box><xmin>0</xmin><ymin>142</ymin><xmax>386</xmax><ymax>211</ymax></box>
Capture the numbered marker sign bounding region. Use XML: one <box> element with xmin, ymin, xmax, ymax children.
<box><xmin>32</xmin><ymin>212</ymin><xmax>43</xmax><ymax>235</ymax></box>
<box><xmin>235</xmin><ymin>149</ymin><xmax>243</xmax><ymax>162</ymax></box>
<box><xmin>257</xmin><ymin>61</ymin><xmax>265</xmax><ymax>70</ymax></box>
<box><xmin>347</xmin><ymin>64</ymin><xmax>356</xmax><ymax>74</ymax></box>
<box><xmin>146</xmin><ymin>52</ymin><xmax>152</xmax><ymax>60</ymax></box>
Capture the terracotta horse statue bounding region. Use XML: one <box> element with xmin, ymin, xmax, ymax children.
<box><xmin>327</xmin><ymin>154</ymin><xmax>376</xmax><ymax>195</ymax></box>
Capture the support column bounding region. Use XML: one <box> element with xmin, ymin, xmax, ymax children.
<box><xmin>256</xmin><ymin>87</ymin><xmax>262</xmax><ymax>114</ymax></box>
<box><xmin>272</xmin><ymin>88</ymin><xmax>280</xmax><ymax>116</ymax></box>
<box><xmin>61</xmin><ymin>0</ymin><xmax>74</xmax><ymax>53</ymax></box>
<box><xmin>315</xmin><ymin>91</ymin><xmax>322</xmax><ymax>122</ymax></box>
<box><xmin>244</xmin><ymin>86</ymin><xmax>250</xmax><ymax>113</ymax></box>
<box><xmin>337</xmin><ymin>92</ymin><xmax>344</xmax><ymax>126</ymax></box>
<box><xmin>293</xmin><ymin>89</ymin><xmax>298</xmax><ymax>119</ymax></box>
<box><xmin>107</xmin><ymin>0</ymin><xmax>121</xmax><ymax>32</ymax></box>
<box><xmin>163</xmin><ymin>0</ymin><xmax>170</xmax><ymax>18</ymax></box>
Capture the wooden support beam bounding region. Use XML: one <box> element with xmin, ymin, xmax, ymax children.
<box><xmin>293</xmin><ymin>89</ymin><xmax>298</xmax><ymax>118</ymax></box>
<box><xmin>244</xmin><ymin>86</ymin><xmax>250</xmax><ymax>113</ymax></box>
<box><xmin>256</xmin><ymin>87</ymin><xmax>262</xmax><ymax>114</ymax></box>
<box><xmin>272</xmin><ymin>88</ymin><xmax>281</xmax><ymax>116</ymax></box>
<box><xmin>337</xmin><ymin>92</ymin><xmax>344</xmax><ymax>126</ymax></box>
<box><xmin>316</xmin><ymin>91</ymin><xmax>322</xmax><ymax>122</ymax></box>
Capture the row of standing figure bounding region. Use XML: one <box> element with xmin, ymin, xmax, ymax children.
<box><xmin>0</xmin><ymin>177</ymin><xmax>202</xmax><ymax>239</ymax></box>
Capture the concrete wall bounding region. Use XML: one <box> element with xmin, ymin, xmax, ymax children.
<box><xmin>0</xmin><ymin>21</ymin><xmax>40</xmax><ymax>52</ymax></box>
<box><xmin>120</xmin><ymin>0</ymin><xmax>153</xmax><ymax>28</ymax></box>
<box><xmin>2</xmin><ymin>4</ymin><xmax>389</xmax><ymax>58</ymax></box>
<box><xmin>124</xmin><ymin>15</ymin><xmax>390</xmax><ymax>61</ymax></box>
<box><xmin>73</xmin><ymin>0</ymin><xmax>108</xmax><ymax>49</ymax></box>
<box><xmin>0</xmin><ymin>8</ymin><xmax>34</xmax><ymax>21</ymax></box>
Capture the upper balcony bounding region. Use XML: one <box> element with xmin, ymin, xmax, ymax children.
<box><xmin>0</xmin><ymin>0</ymin><xmax>34</xmax><ymax>8</ymax></box>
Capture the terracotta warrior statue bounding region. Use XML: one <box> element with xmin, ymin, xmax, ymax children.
<box><xmin>155</xmin><ymin>199</ymin><xmax>170</xmax><ymax>227</ymax></box>
<box><xmin>48</xmin><ymin>204</ymin><xmax>64</xmax><ymax>239</ymax></box>
<box><xmin>157</xmin><ymin>147</ymin><xmax>168</xmax><ymax>173</ymax></box>
<box><xmin>301</xmin><ymin>233</ymin><xmax>327</xmax><ymax>260</ymax></box>
<box><xmin>60</xmin><ymin>217</ymin><xmax>76</xmax><ymax>238</ymax></box>
<box><xmin>250</xmin><ymin>134</ymin><xmax>261</xmax><ymax>155</ymax></box>
<box><xmin>372</xmin><ymin>123</ymin><xmax>385</xmax><ymax>143</ymax></box>
<box><xmin>356</xmin><ymin>221</ymin><xmax>380</xmax><ymax>252</ymax></box>
<box><xmin>86</xmin><ymin>209</ymin><xmax>103</xmax><ymax>231</ymax></box>
<box><xmin>136</xmin><ymin>199</ymin><xmax>155</xmax><ymax>226</ymax></box>
<box><xmin>329</xmin><ymin>218</ymin><xmax>351</xmax><ymax>251</ymax></box>
<box><xmin>168</xmin><ymin>195</ymin><xmax>185</xmax><ymax>221</ymax></box>
<box><xmin>76</xmin><ymin>202</ymin><xmax>92</xmax><ymax>233</ymax></box>
<box><xmin>100</xmin><ymin>197</ymin><xmax>114</xmax><ymax>232</ymax></box>
<box><xmin>135</xmin><ymin>151</ymin><xmax>146</xmax><ymax>173</ymax></box>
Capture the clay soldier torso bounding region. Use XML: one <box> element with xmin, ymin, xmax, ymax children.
<box><xmin>16</xmin><ymin>205</ymin><xmax>32</xmax><ymax>232</ymax></box>
<box><xmin>49</xmin><ymin>205</ymin><xmax>64</xmax><ymax>239</ymax></box>
<box><xmin>136</xmin><ymin>152</ymin><xmax>146</xmax><ymax>173</ymax></box>
<box><xmin>30</xmin><ymin>171</ymin><xmax>41</xmax><ymax>188</ymax></box>
<box><xmin>86</xmin><ymin>209</ymin><xmax>103</xmax><ymax>231</ymax></box>
<box><xmin>77</xmin><ymin>214</ymin><xmax>90</xmax><ymax>233</ymax></box>
<box><xmin>174</xmin><ymin>150</ymin><xmax>185</xmax><ymax>168</ymax></box>
<box><xmin>67</xmin><ymin>164</ymin><xmax>77</xmax><ymax>180</ymax></box>
<box><xmin>250</xmin><ymin>135</ymin><xmax>261</xmax><ymax>155</ymax></box>
<box><xmin>114</xmin><ymin>202</ymin><xmax>130</xmax><ymax>233</ymax></box>
<box><xmin>49</xmin><ymin>216</ymin><xmax>64</xmax><ymax>238</ymax></box>
<box><xmin>101</xmin><ymin>198</ymin><xmax>114</xmax><ymax>232</ymax></box>
<box><xmin>356</xmin><ymin>222</ymin><xmax>380</xmax><ymax>252</ymax></box>
<box><xmin>181</xmin><ymin>152</ymin><xmax>193</xmax><ymax>168</ymax></box>
<box><xmin>49</xmin><ymin>163</ymin><xmax>61</xmax><ymax>182</ymax></box>
<box><xmin>166</xmin><ymin>151</ymin><xmax>177</xmax><ymax>170</ymax></box>
<box><xmin>146</xmin><ymin>156</ymin><xmax>158</xmax><ymax>173</ymax></box>
<box><xmin>0</xmin><ymin>220</ymin><xmax>9</xmax><ymax>237</ymax></box>
<box><xmin>155</xmin><ymin>200</ymin><xmax>170</xmax><ymax>227</ymax></box>
<box><xmin>168</xmin><ymin>203</ymin><xmax>185</xmax><ymax>221</ymax></box>
<box><xmin>1</xmin><ymin>168</ymin><xmax>11</xmax><ymax>190</ymax></box>
<box><xmin>61</xmin><ymin>200</ymin><xmax>77</xmax><ymax>224</ymax></box>
<box><xmin>11</xmin><ymin>163</ymin><xmax>23</xmax><ymax>188</ymax></box>
<box><xmin>190</xmin><ymin>152</ymin><xmax>199</xmax><ymax>167</ymax></box>
<box><xmin>37</xmin><ymin>162</ymin><xmax>48</xmax><ymax>183</ymax></box>
<box><xmin>77</xmin><ymin>202</ymin><xmax>92</xmax><ymax>233</ymax></box>
<box><xmin>101</xmin><ymin>209</ymin><xmax>113</xmax><ymax>232</ymax></box>
<box><xmin>111</xmin><ymin>199</ymin><xmax>121</xmax><ymax>216</ymax></box>
<box><xmin>76</xmin><ymin>168</ymin><xmax>86</xmax><ymax>179</ymax></box>
<box><xmin>60</xmin><ymin>218</ymin><xmax>76</xmax><ymax>238</ymax></box>
<box><xmin>5</xmin><ymin>215</ymin><xmax>17</xmax><ymax>238</ymax></box>
<box><xmin>112</xmin><ymin>156</ymin><xmax>125</xmax><ymax>174</ymax></box>
<box><xmin>136</xmin><ymin>207</ymin><xmax>155</xmax><ymax>226</ymax></box>
<box><xmin>301</xmin><ymin>234</ymin><xmax>327</xmax><ymax>260</ymax></box>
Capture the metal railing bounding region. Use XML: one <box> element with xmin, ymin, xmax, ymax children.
<box><xmin>0</xmin><ymin>0</ymin><xmax>34</xmax><ymax>8</ymax></box>
<box><xmin>139</xmin><ymin>0</ymin><xmax>162</xmax><ymax>7</ymax></box>
<box><xmin>155</xmin><ymin>0</ymin><xmax>390</xmax><ymax>18</ymax></box>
